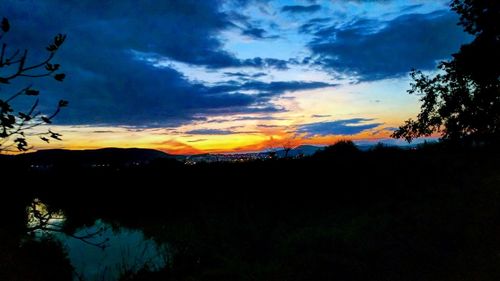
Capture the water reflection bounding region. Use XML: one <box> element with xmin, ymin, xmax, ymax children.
<box><xmin>65</xmin><ymin>220</ymin><xmax>167</xmax><ymax>281</ymax></box>
<box><xmin>27</xmin><ymin>199</ymin><xmax>167</xmax><ymax>281</ymax></box>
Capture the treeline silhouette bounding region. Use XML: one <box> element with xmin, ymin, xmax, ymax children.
<box><xmin>2</xmin><ymin>141</ymin><xmax>500</xmax><ymax>281</ymax></box>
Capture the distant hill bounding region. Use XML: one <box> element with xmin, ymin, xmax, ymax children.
<box><xmin>0</xmin><ymin>142</ymin><xmax>427</xmax><ymax>167</ymax></box>
<box><xmin>11</xmin><ymin>148</ymin><xmax>179</xmax><ymax>167</ymax></box>
<box><xmin>275</xmin><ymin>145</ymin><xmax>323</xmax><ymax>157</ymax></box>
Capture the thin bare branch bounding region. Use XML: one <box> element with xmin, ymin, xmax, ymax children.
<box><xmin>0</xmin><ymin>43</ymin><xmax>5</xmax><ymax>64</ymax></box>
<box><xmin>5</xmin><ymin>85</ymin><xmax>32</xmax><ymax>102</ymax></box>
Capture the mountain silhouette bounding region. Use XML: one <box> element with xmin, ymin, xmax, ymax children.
<box><xmin>11</xmin><ymin>148</ymin><xmax>179</xmax><ymax>167</ymax></box>
<box><xmin>275</xmin><ymin>145</ymin><xmax>323</xmax><ymax>157</ymax></box>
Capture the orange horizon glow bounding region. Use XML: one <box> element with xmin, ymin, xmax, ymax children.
<box><xmin>5</xmin><ymin>83</ymin><xmax>429</xmax><ymax>155</ymax></box>
<box><xmin>19</xmin><ymin>124</ymin><xmax>420</xmax><ymax>156</ymax></box>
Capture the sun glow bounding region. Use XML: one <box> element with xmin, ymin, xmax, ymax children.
<box><xmin>21</xmin><ymin>78</ymin><xmax>424</xmax><ymax>155</ymax></box>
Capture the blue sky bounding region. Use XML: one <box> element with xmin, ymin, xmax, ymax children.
<box><xmin>1</xmin><ymin>0</ymin><xmax>471</xmax><ymax>153</ymax></box>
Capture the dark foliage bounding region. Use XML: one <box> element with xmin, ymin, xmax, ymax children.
<box><xmin>313</xmin><ymin>139</ymin><xmax>359</xmax><ymax>157</ymax></box>
<box><xmin>393</xmin><ymin>0</ymin><xmax>500</xmax><ymax>145</ymax></box>
<box><xmin>1</xmin><ymin>142</ymin><xmax>500</xmax><ymax>281</ymax></box>
<box><xmin>0</xmin><ymin>17</ymin><xmax>67</xmax><ymax>152</ymax></box>
<box><xmin>0</xmin><ymin>236</ymin><xmax>73</xmax><ymax>281</ymax></box>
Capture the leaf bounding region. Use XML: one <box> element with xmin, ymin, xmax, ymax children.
<box><xmin>14</xmin><ymin>138</ymin><xmax>28</xmax><ymax>151</ymax></box>
<box><xmin>54</xmin><ymin>73</ymin><xmax>65</xmax><ymax>82</ymax></box>
<box><xmin>1</xmin><ymin>18</ymin><xmax>9</xmax><ymax>33</ymax></box>
<box><xmin>0</xmin><ymin>100</ymin><xmax>12</xmax><ymax>112</ymax></box>
<box><xmin>2</xmin><ymin>114</ymin><xmax>15</xmax><ymax>128</ymax></box>
<box><xmin>46</xmin><ymin>44</ymin><xmax>57</xmax><ymax>52</ymax></box>
<box><xmin>54</xmin><ymin>34</ymin><xmax>66</xmax><ymax>47</ymax></box>
<box><xmin>49</xmin><ymin>130</ymin><xmax>62</xmax><ymax>140</ymax></box>
<box><xmin>45</xmin><ymin>63</ymin><xmax>60</xmax><ymax>71</ymax></box>
<box><xmin>0</xmin><ymin>77</ymin><xmax>10</xmax><ymax>84</ymax></box>
<box><xmin>58</xmin><ymin>100</ymin><xmax>68</xmax><ymax>107</ymax></box>
<box><xmin>25</xmin><ymin>89</ymin><xmax>40</xmax><ymax>96</ymax></box>
<box><xmin>41</xmin><ymin>116</ymin><xmax>52</xmax><ymax>124</ymax></box>
<box><xmin>18</xmin><ymin>112</ymin><xmax>31</xmax><ymax>121</ymax></box>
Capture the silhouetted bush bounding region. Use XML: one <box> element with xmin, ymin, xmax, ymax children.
<box><xmin>313</xmin><ymin>140</ymin><xmax>359</xmax><ymax>158</ymax></box>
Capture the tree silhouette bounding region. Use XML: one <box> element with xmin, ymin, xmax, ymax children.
<box><xmin>314</xmin><ymin>139</ymin><xmax>359</xmax><ymax>158</ymax></box>
<box><xmin>392</xmin><ymin>0</ymin><xmax>500</xmax><ymax>145</ymax></box>
<box><xmin>282</xmin><ymin>140</ymin><xmax>294</xmax><ymax>158</ymax></box>
<box><xmin>0</xmin><ymin>17</ymin><xmax>67</xmax><ymax>152</ymax></box>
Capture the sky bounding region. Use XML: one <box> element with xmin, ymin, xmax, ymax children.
<box><xmin>1</xmin><ymin>0</ymin><xmax>471</xmax><ymax>154</ymax></box>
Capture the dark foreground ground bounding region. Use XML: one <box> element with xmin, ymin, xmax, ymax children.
<box><xmin>1</xmin><ymin>142</ymin><xmax>500</xmax><ymax>281</ymax></box>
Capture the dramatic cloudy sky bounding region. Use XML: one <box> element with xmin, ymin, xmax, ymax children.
<box><xmin>1</xmin><ymin>0</ymin><xmax>471</xmax><ymax>153</ymax></box>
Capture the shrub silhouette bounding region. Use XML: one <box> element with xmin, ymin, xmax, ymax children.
<box><xmin>314</xmin><ymin>140</ymin><xmax>359</xmax><ymax>158</ymax></box>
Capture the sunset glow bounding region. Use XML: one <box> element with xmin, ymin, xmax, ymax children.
<box><xmin>2</xmin><ymin>0</ymin><xmax>470</xmax><ymax>154</ymax></box>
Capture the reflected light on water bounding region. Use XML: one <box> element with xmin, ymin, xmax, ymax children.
<box><xmin>26</xmin><ymin>199</ymin><xmax>168</xmax><ymax>281</ymax></box>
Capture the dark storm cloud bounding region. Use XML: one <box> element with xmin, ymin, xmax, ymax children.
<box><xmin>226</xmin><ymin>10</ymin><xmax>279</xmax><ymax>40</ymax></box>
<box><xmin>1</xmin><ymin>0</ymin><xmax>329</xmax><ymax>127</ymax></box>
<box><xmin>400</xmin><ymin>4</ymin><xmax>424</xmax><ymax>13</ymax></box>
<box><xmin>242</xmin><ymin>27</ymin><xmax>268</xmax><ymax>38</ymax></box>
<box><xmin>187</xmin><ymin>139</ymin><xmax>208</xmax><ymax>143</ymax></box>
<box><xmin>185</xmin><ymin>129</ymin><xmax>236</xmax><ymax>135</ymax></box>
<box><xmin>297</xmin><ymin>118</ymin><xmax>383</xmax><ymax>137</ymax></box>
<box><xmin>240</xmin><ymin>81</ymin><xmax>334</xmax><ymax>95</ymax></box>
<box><xmin>240</xmin><ymin>57</ymin><xmax>289</xmax><ymax>70</ymax></box>
<box><xmin>59</xmin><ymin>50</ymin><xmax>291</xmax><ymax>126</ymax></box>
<box><xmin>257</xmin><ymin>124</ymin><xmax>283</xmax><ymax>128</ymax></box>
<box><xmin>234</xmin><ymin>116</ymin><xmax>285</xmax><ymax>121</ymax></box>
<box><xmin>223</xmin><ymin>72</ymin><xmax>268</xmax><ymax>80</ymax></box>
<box><xmin>331</xmin><ymin>0</ymin><xmax>391</xmax><ymax>3</ymax></box>
<box><xmin>307</xmin><ymin>10</ymin><xmax>471</xmax><ymax>80</ymax></box>
<box><xmin>281</xmin><ymin>5</ymin><xmax>322</xmax><ymax>14</ymax></box>
<box><xmin>299</xmin><ymin>17</ymin><xmax>331</xmax><ymax>34</ymax></box>
<box><xmin>241</xmin><ymin>27</ymin><xmax>279</xmax><ymax>40</ymax></box>
<box><xmin>205</xmin><ymin>115</ymin><xmax>285</xmax><ymax>124</ymax></box>
<box><xmin>206</xmin><ymin>80</ymin><xmax>335</xmax><ymax>99</ymax></box>
<box><xmin>185</xmin><ymin>128</ymin><xmax>259</xmax><ymax>135</ymax></box>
